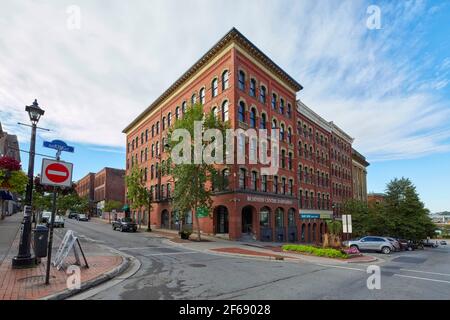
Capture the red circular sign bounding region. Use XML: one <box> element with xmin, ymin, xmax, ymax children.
<box><xmin>45</xmin><ymin>163</ymin><xmax>69</xmax><ymax>183</ymax></box>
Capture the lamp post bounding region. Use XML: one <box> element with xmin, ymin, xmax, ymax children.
<box><xmin>12</xmin><ymin>99</ymin><xmax>45</xmax><ymax>268</ymax></box>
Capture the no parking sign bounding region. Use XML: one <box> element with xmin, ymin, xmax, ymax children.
<box><xmin>40</xmin><ymin>158</ymin><xmax>73</xmax><ymax>188</ymax></box>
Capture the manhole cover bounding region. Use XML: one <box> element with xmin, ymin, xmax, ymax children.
<box><xmin>17</xmin><ymin>275</ymin><xmax>56</xmax><ymax>283</ymax></box>
<box><xmin>189</xmin><ymin>264</ymin><xmax>206</xmax><ymax>268</ymax></box>
<box><xmin>391</xmin><ymin>256</ymin><xmax>426</xmax><ymax>264</ymax></box>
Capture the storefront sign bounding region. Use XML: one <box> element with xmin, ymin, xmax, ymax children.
<box><xmin>246</xmin><ymin>196</ymin><xmax>294</xmax><ymax>205</ymax></box>
<box><xmin>300</xmin><ymin>214</ymin><xmax>320</xmax><ymax>219</ymax></box>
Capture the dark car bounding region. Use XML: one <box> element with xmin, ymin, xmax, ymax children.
<box><xmin>68</xmin><ymin>212</ymin><xmax>78</xmax><ymax>219</ymax></box>
<box><xmin>112</xmin><ymin>217</ymin><xmax>137</xmax><ymax>232</ymax></box>
<box><xmin>77</xmin><ymin>213</ymin><xmax>89</xmax><ymax>221</ymax></box>
<box><xmin>47</xmin><ymin>215</ymin><xmax>65</xmax><ymax>228</ymax></box>
<box><xmin>440</xmin><ymin>240</ymin><xmax>447</xmax><ymax>245</ymax></box>
<box><xmin>397</xmin><ymin>239</ymin><xmax>415</xmax><ymax>251</ymax></box>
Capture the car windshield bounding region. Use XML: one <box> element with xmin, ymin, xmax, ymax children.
<box><xmin>79</xmin><ymin>214</ymin><xmax>86</xmax><ymax>217</ymax></box>
<box><xmin>122</xmin><ymin>217</ymin><xmax>133</xmax><ymax>223</ymax></box>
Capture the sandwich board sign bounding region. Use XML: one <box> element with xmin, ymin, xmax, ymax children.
<box><xmin>342</xmin><ymin>214</ymin><xmax>352</xmax><ymax>234</ymax></box>
<box><xmin>40</xmin><ymin>158</ymin><xmax>73</xmax><ymax>188</ymax></box>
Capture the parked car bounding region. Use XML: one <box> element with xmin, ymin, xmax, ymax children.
<box><xmin>47</xmin><ymin>215</ymin><xmax>65</xmax><ymax>228</ymax></box>
<box><xmin>397</xmin><ymin>239</ymin><xmax>415</xmax><ymax>251</ymax></box>
<box><xmin>344</xmin><ymin>236</ymin><xmax>395</xmax><ymax>254</ymax></box>
<box><xmin>422</xmin><ymin>240</ymin><xmax>439</xmax><ymax>248</ymax></box>
<box><xmin>112</xmin><ymin>217</ymin><xmax>137</xmax><ymax>232</ymax></box>
<box><xmin>386</xmin><ymin>237</ymin><xmax>401</xmax><ymax>251</ymax></box>
<box><xmin>440</xmin><ymin>240</ymin><xmax>447</xmax><ymax>245</ymax></box>
<box><xmin>40</xmin><ymin>211</ymin><xmax>52</xmax><ymax>223</ymax></box>
<box><xmin>77</xmin><ymin>213</ymin><xmax>89</xmax><ymax>221</ymax></box>
<box><xmin>68</xmin><ymin>212</ymin><xmax>78</xmax><ymax>219</ymax></box>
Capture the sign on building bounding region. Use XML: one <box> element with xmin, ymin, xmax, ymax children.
<box><xmin>342</xmin><ymin>214</ymin><xmax>352</xmax><ymax>234</ymax></box>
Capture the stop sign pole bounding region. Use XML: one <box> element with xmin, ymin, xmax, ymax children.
<box><xmin>42</xmin><ymin>140</ymin><xmax>74</xmax><ymax>285</ymax></box>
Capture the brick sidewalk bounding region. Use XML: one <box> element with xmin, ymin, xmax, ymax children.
<box><xmin>0</xmin><ymin>229</ymin><xmax>123</xmax><ymax>300</ymax></box>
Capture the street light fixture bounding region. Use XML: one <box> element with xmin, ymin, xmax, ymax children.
<box><xmin>12</xmin><ymin>99</ymin><xmax>45</xmax><ymax>268</ymax></box>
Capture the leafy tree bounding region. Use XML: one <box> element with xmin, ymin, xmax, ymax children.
<box><xmin>125</xmin><ymin>165</ymin><xmax>152</xmax><ymax>230</ymax></box>
<box><xmin>104</xmin><ymin>200</ymin><xmax>123</xmax><ymax>213</ymax></box>
<box><xmin>342</xmin><ymin>199</ymin><xmax>369</xmax><ymax>237</ymax></box>
<box><xmin>166</xmin><ymin>103</ymin><xmax>228</xmax><ymax>240</ymax></box>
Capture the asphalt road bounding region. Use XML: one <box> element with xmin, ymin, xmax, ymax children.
<box><xmin>62</xmin><ymin>218</ymin><xmax>450</xmax><ymax>300</ymax></box>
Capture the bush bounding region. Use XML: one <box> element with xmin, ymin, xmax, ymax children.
<box><xmin>282</xmin><ymin>244</ymin><xmax>349</xmax><ymax>259</ymax></box>
<box><xmin>179</xmin><ymin>229</ymin><xmax>192</xmax><ymax>240</ymax></box>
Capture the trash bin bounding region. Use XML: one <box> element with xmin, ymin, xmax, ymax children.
<box><xmin>33</xmin><ymin>225</ymin><xmax>49</xmax><ymax>258</ymax></box>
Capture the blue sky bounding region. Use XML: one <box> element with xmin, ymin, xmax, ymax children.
<box><xmin>1</xmin><ymin>0</ymin><xmax>449</xmax><ymax>212</ymax></box>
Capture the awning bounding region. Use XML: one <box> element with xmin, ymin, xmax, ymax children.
<box><xmin>0</xmin><ymin>190</ymin><xmax>13</xmax><ymax>200</ymax></box>
<box><xmin>122</xmin><ymin>204</ymin><xmax>130</xmax><ymax>212</ymax></box>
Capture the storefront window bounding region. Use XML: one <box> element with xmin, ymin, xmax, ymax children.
<box><xmin>275</xmin><ymin>208</ymin><xmax>284</xmax><ymax>227</ymax></box>
<box><xmin>260</xmin><ymin>208</ymin><xmax>270</xmax><ymax>227</ymax></box>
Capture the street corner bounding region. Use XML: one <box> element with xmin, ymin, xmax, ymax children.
<box><xmin>208</xmin><ymin>247</ymin><xmax>292</xmax><ymax>261</ymax></box>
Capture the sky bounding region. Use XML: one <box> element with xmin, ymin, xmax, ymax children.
<box><xmin>0</xmin><ymin>0</ymin><xmax>449</xmax><ymax>212</ymax></box>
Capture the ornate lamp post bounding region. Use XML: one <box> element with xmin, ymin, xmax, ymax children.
<box><xmin>12</xmin><ymin>99</ymin><xmax>45</xmax><ymax>268</ymax></box>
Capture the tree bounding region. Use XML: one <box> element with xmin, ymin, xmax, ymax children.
<box><xmin>104</xmin><ymin>200</ymin><xmax>123</xmax><ymax>213</ymax></box>
<box><xmin>125</xmin><ymin>165</ymin><xmax>152</xmax><ymax>230</ymax></box>
<box><xmin>166</xmin><ymin>103</ymin><xmax>228</xmax><ymax>241</ymax></box>
<box><xmin>342</xmin><ymin>199</ymin><xmax>369</xmax><ymax>237</ymax></box>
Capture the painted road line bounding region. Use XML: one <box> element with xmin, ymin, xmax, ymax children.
<box><xmin>400</xmin><ymin>269</ymin><xmax>450</xmax><ymax>277</ymax></box>
<box><xmin>394</xmin><ymin>274</ymin><xmax>450</xmax><ymax>284</ymax></box>
<box><xmin>118</xmin><ymin>246</ymin><xmax>172</xmax><ymax>251</ymax></box>
<box><xmin>316</xmin><ymin>263</ymin><xmax>365</xmax><ymax>272</ymax></box>
<box><xmin>144</xmin><ymin>251</ymin><xmax>200</xmax><ymax>256</ymax></box>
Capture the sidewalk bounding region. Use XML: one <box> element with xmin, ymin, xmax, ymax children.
<box><xmin>0</xmin><ymin>218</ymin><xmax>128</xmax><ymax>300</ymax></box>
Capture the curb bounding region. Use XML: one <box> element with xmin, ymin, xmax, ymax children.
<box><xmin>40</xmin><ymin>245</ymin><xmax>131</xmax><ymax>300</ymax></box>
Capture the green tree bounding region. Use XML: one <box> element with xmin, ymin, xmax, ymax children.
<box><xmin>166</xmin><ymin>103</ymin><xmax>228</xmax><ymax>241</ymax></box>
<box><xmin>104</xmin><ymin>200</ymin><xmax>123</xmax><ymax>213</ymax></box>
<box><xmin>383</xmin><ymin>177</ymin><xmax>435</xmax><ymax>240</ymax></box>
<box><xmin>342</xmin><ymin>199</ymin><xmax>369</xmax><ymax>237</ymax></box>
<box><xmin>125</xmin><ymin>165</ymin><xmax>152</xmax><ymax>230</ymax></box>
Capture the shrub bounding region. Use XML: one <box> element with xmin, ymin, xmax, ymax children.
<box><xmin>282</xmin><ymin>244</ymin><xmax>349</xmax><ymax>259</ymax></box>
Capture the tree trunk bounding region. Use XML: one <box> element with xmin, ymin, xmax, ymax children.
<box><xmin>194</xmin><ymin>207</ymin><xmax>201</xmax><ymax>241</ymax></box>
<box><xmin>147</xmin><ymin>199</ymin><xmax>152</xmax><ymax>231</ymax></box>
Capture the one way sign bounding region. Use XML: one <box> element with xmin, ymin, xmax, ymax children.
<box><xmin>40</xmin><ymin>158</ymin><xmax>73</xmax><ymax>188</ymax></box>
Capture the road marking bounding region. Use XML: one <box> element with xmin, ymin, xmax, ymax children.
<box><xmin>394</xmin><ymin>274</ymin><xmax>450</xmax><ymax>284</ymax></box>
<box><xmin>400</xmin><ymin>269</ymin><xmax>450</xmax><ymax>277</ymax></box>
<box><xmin>118</xmin><ymin>246</ymin><xmax>171</xmax><ymax>251</ymax></box>
<box><xmin>144</xmin><ymin>251</ymin><xmax>200</xmax><ymax>256</ymax></box>
<box><xmin>316</xmin><ymin>263</ymin><xmax>365</xmax><ymax>272</ymax></box>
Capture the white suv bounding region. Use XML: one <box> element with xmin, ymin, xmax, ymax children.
<box><xmin>344</xmin><ymin>236</ymin><xmax>395</xmax><ymax>254</ymax></box>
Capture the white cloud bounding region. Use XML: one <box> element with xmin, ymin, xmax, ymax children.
<box><xmin>0</xmin><ymin>0</ymin><xmax>449</xmax><ymax>162</ymax></box>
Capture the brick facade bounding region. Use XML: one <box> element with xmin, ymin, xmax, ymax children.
<box><xmin>123</xmin><ymin>28</ymin><xmax>360</xmax><ymax>242</ymax></box>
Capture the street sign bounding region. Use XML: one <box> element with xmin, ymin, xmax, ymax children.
<box><xmin>43</xmin><ymin>139</ymin><xmax>75</xmax><ymax>153</ymax></box>
<box><xmin>40</xmin><ymin>158</ymin><xmax>73</xmax><ymax>187</ymax></box>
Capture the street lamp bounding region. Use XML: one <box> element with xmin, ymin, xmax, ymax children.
<box><xmin>12</xmin><ymin>99</ymin><xmax>44</xmax><ymax>268</ymax></box>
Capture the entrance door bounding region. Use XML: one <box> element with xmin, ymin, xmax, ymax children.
<box><xmin>161</xmin><ymin>210</ymin><xmax>169</xmax><ymax>229</ymax></box>
<box><xmin>216</xmin><ymin>206</ymin><xmax>229</xmax><ymax>234</ymax></box>
<box><xmin>241</xmin><ymin>206</ymin><xmax>253</xmax><ymax>234</ymax></box>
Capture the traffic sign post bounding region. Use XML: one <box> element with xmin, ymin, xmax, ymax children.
<box><xmin>42</xmin><ymin>140</ymin><xmax>74</xmax><ymax>285</ymax></box>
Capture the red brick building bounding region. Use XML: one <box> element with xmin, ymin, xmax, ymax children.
<box><xmin>94</xmin><ymin>168</ymin><xmax>126</xmax><ymax>214</ymax></box>
<box><xmin>75</xmin><ymin>172</ymin><xmax>95</xmax><ymax>214</ymax></box>
<box><xmin>123</xmin><ymin>28</ymin><xmax>358</xmax><ymax>242</ymax></box>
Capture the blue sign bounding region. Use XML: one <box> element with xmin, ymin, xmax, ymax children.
<box><xmin>300</xmin><ymin>214</ymin><xmax>320</xmax><ymax>219</ymax></box>
<box><xmin>43</xmin><ymin>140</ymin><xmax>75</xmax><ymax>153</ymax></box>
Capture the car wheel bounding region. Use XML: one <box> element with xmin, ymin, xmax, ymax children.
<box><xmin>350</xmin><ymin>245</ymin><xmax>359</xmax><ymax>250</ymax></box>
<box><xmin>62</xmin><ymin>224</ymin><xmax>64</xmax><ymax>228</ymax></box>
<box><xmin>120</xmin><ymin>226</ymin><xmax>124</xmax><ymax>232</ymax></box>
<box><xmin>407</xmin><ymin>247</ymin><xmax>413</xmax><ymax>251</ymax></box>
<box><xmin>112</xmin><ymin>225</ymin><xmax>116</xmax><ymax>230</ymax></box>
<box><xmin>382</xmin><ymin>246</ymin><xmax>391</xmax><ymax>254</ymax></box>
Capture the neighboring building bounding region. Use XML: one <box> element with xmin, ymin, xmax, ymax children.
<box><xmin>0</xmin><ymin>122</ymin><xmax>21</xmax><ymax>162</ymax></box>
<box><xmin>75</xmin><ymin>172</ymin><xmax>95</xmax><ymax>213</ymax></box>
<box><xmin>94</xmin><ymin>168</ymin><xmax>125</xmax><ymax>214</ymax></box>
<box><xmin>368</xmin><ymin>193</ymin><xmax>386</xmax><ymax>205</ymax></box>
<box><xmin>0</xmin><ymin>122</ymin><xmax>21</xmax><ymax>215</ymax></box>
<box><xmin>352</xmin><ymin>148</ymin><xmax>369</xmax><ymax>203</ymax></box>
<box><xmin>123</xmin><ymin>28</ymin><xmax>363</xmax><ymax>242</ymax></box>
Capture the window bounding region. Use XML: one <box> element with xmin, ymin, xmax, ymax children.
<box><xmin>222</xmin><ymin>100</ymin><xmax>229</xmax><ymax>121</ymax></box>
<box><xmin>141</xmin><ymin>133</ymin><xmax>144</xmax><ymax>145</ymax></box>
<box><xmin>199</xmin><ymin>88</ymin><xmax>206</xmax><ymax>104</ymax></box>
<box><xmin>151</xmin><ymin>165</ymin><xmax>154</xmax><ymax>180</ymax></box>
<box><xmin>239</xmin><ymin>168</ymin><xmax>246</xmax><ymax>189</ymax></box>
<box><xmin>260</xmin><ymin>207</ymin><xmax>270</xmax><ymax>227</ymax></box>
<box><xmin>282</xmin><ymin>177</ymin><xmax>286</xmax><ymax>195</ymax></box>
<box><xmin>212</xmin><ymin>78</ymin><xmax>218</xmax><ymax>97</ymax></box>
<box><xmin>280</xmin><ymin>124</ymin><xmax>285</xmax><ymax>141</ymax></box>
<box><xmin>191</xmin><ymin>93</ymin><xmax>197</xmax><ymax>105</ymax></box>
<box><xmin>261</xmin><ymin>175</ymin><xmax>267</xmax><ymax>192</ymax></box>
<box><xmin>238</xmin><ymin>70</ymin><xmax>245</xmax><ymax>90</ymax></box>
<box><xmin>287</xmin><ymin>103</ymin><xmax>292</xmax><ymax>118</ymax></box>
<box><xmin>251</xmin><ymin>171</ymin><xmax>257</xmax><ymax>190</ymax></box>
<box><xmin>250</xmin><ymin>107</ymin><xmax>256</xmax><ymax>128</ymax></box>
<box><xmin>271</xmin><ymin>93</ymin><xmax>277</xmax><ymax>109</ymax></box>
<box><xmin>162</xmin><ymin>117</ymin><xmax>166</xmax><ymax>130</ymax></box>
<box><xmin>250</xmin><ymin>78</ymin><xmax>256</xmax><ymax>97</ymax></box>
<box><xmin>151</xmin><ymin>125</ymin><xmax>155</xmax><ymax>137</ymax></box>
<box><xmin>151</xmin><ymin>144</ymin><xmax>155</xmax><ymax>157</ymax></box>
<box><xmin>167</xmin><ymin>183</ymin><xmax>171</xmax><ymax>198</ymax></box>
<box><xmin>212</xmin><ymin>107</ymin><xmax>218</xmax><ymax>118</ymax></box>
<box><xmin>222</xmin><ymin>169</ymin><xmax>230</xmax><ymax>190</ymax></box>
<box><xmin>145</xmin><ymin>129</ymin><xmax>148</xmax><ymax>142</ymax></box>
<box><xmin>280</xmin><ymin>98</ymin><xmax>284</xmax><ymax>114</ymax></box>
<box><xmin>145</xmin><ymin>148</ymin><xmax>148</xmax><ymax>161</ymax></box>
<box><xmin>288</xmin><ymin>152</ymin><xmax>293</xmax><ymax>170</ymax></box>
<box><xmin>167</xmin><ymin>113</ymin><xmax>172</xmax><ymax>127</ymax></box>
<box><xmin>273</xmin><ymin>176</ymin><xmax>278</xmax><ymax>193</ymax></box>
<box><xmin>249</xmin><ymin>137</ymin><xmax>257</xmax><ymax>163</ymax></box>
<box><xmin>272</xmin><ymin>119</ymin><xmax>277</xmax><ymax>129</ymax></box>
<box><xmin>287</xmin><ymin>127</ymin><xmax>292</xmax><ymax>144</ymax></box>
<box><xmin>156</xmin><ymin>142</ymin><xmax>159</xmax><ymax>156</ymax></box>
<box><xmin>260</xmin><ymin>85</ymin><xmax>266</xmax><ymax>103</ymax></box>
<box><xmin>175</xmin><ymin>107</ymin><xmax>180</xmax><ymax>119</ymax></box>
<box><xmin>132</xmin><ymin>140</ymin><xmax>135</xmax><ymax>150</ymax></box>
<box><xmin>275</xmin><ymin>208</ymin><xmax>284</xmax><ymax>227</ymax></box>
<box><xmin>238</xmin><ymin>101</ymin><xmax>245</xmax><ymax>122</ymax></box>
<box><xmin>156</xmin><ymin>121</ymin><xmax>160</xmax><ymax>134</ymax></box>
<box><xmin>182</xmin><ymin>101</ymin><xmax>187</xmax><ymax>115</ymax></box>
<box><xmin>260</xmin><ymin>113</ymin><xmax>266</xmax><ymax>129</ymax></box>
<box><xmin>288</xmin><ymin>179</ymin><xmax>293</xmax><ymax>195</ymax></box>
<box><xmin>281</xmin><ymin>149</ymin><xmax>286</xmax><ymax>169</ymax></box>
<box><xmin>222</xmin><ymin>70</ymin><xmax>229</xmax><ymax>90</ymax></box>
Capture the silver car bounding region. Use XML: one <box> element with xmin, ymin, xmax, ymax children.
<box><xmin>344</xmin><ymin>236</ymin><xmax>395</xmax><ymax>254</ymax></box>
<box><xmin>386</xmin><ymin>237</ymin><xmax>401</xmax><ymax>251</ymax></box>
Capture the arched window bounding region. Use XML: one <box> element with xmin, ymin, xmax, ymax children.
<box><xmin>280</xmin><ymin>98</ymin><xmax>284</xmax><ymax>114</ymax></box>
<box><xmin>222</xmin><ymin>70</ymin><xmax>229</xmax><ymax>90</ymax></box>
<box><xmin>156</xmin><ymin>121</ymin><xmax>160</xmax><ymax>134</ymax></box>
<box><xmin>271</xmin><ymin>93</ymin><xmax>277</xmax><ymax>109</ymax></box>
<box><xmin>182</xmin><ymin>101</ymin><xmax>187</xmax><ymax>114</ymax></box>
<box><xmin>250</xmin><ymin>78</ymin><xmax>256</xmax><ymax>97</ymax></box>
<box><xmin>260</xmin><ymin>113</ymin><xmax>267</xmax><ymax>129</ymax></box>
<box><xmin>238</xmin><ymin>70</ymin><xmax>245</xmax><ymax>90</ymax></box>
<box><xmin>212</xmin><ymin>106</ymin><xmax>218</xmax><ymax>118</ymax></box>
<box><xmin>141</xmin><ymin>132</ymin><xmax>144</xmax><ymax>144</ymax></box>
<box><xmin>260</xmin><ymin>207</ymin><xmax>270</xmax><ymax>227</ymax></box>
<box><xmin>199</xmin><ymin>88</ymin><xmax>206</xmax><ymax>104</ymax></box>
<box><xmin>222</xmin><ymin>100</ymin><xmax>229</xmax><ymax>121</ymax></box>
<box><xmin>167</xmin><ymin>183</ymin><xmax>171</xmax><ymax>198</ymax></box>
<box><xmin>145</xmin><ymin>129</ymin><xmax>148</xmax><ymax>142</ymax></box>
<box><xmin>288</xmin><ymin>152</ymin><xmax>293</xmax><ymax>170</ymax></box>
<box><xmin>162</xmin><ymin>116</ymin><xmax>166</xmax><ymax>130</ymax></box>
<box><xmin>222</xmin><ymin>168</ymin><xmax>230</xmax><ymax>190</ymax></box>
<box><xmin>175</xmin><ymin>107</ymin><xmax>180</xmax><ymax>119</ymax></box>
<box><xmin>151</xmin><ymin>144</ymin><xmax>155</xmax><ymax>157</ymax></box>
<box><xmin>250</xmin><ymin>107</ymin><xmax>256</xmax><ymax>128</ymax></box>
<box><xmin>281</xmin><ymin>149</ymin><xmax>286</xmax><ymax>168</ymax></box>
<box><xmin>238</xmin><ymin>101</ymin><xmax>245</xmax><ymax>122</ymax></box>
<box><xmin>191</xmin><ymin>93</ymin><xmax>197</xmax><ymax>105</ymax></box>
<box><xmin>260</xmin><ymin>85</ymin><xmax>266</xmax><ymax>103</ymax></box>
<box><xmin>156</xmin><ymin>141</ymin><xmax>159</xmax><ymax>156</ymax></box>
<box><xmin>275</xmin><ymin>208</ymin><xmax>284</xmax><ymax>227</ymax></box>
<box><xmin>251</xmin><ymin>171</ymin><xmax>257</xmax><ymax>190</ymax></box>
<box><xmin>280</xmin><ymin>124</ymin><xmax>285</xmax><ymax>141</ymax></box>
<box><xmin>287</xmin><ymin>103</ymin><xmax>292</xmax><ymax>118</ymax></box>
<box><xmin>151</xmin><ymin>165</ymin><xmax>154</xmax><ymax>180</ymax></box>
<box><xmin>212</xmin><ymin>78</ymin><xmax>218</xmax><ymax>97</ymax></box>
<box><xmin>167</xmin><ymin>112</ymin><xmax>172</xmax><ymax>127</ymax></box>
<box><xmin>272</xmin><ymin>119</ymin><xmax>277</xmax><ymax>129</ymax></box>
<box><xmin>287</xmin><ymin>127</ymin><xmax>292</xmax><ymax>144</ymax></box>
